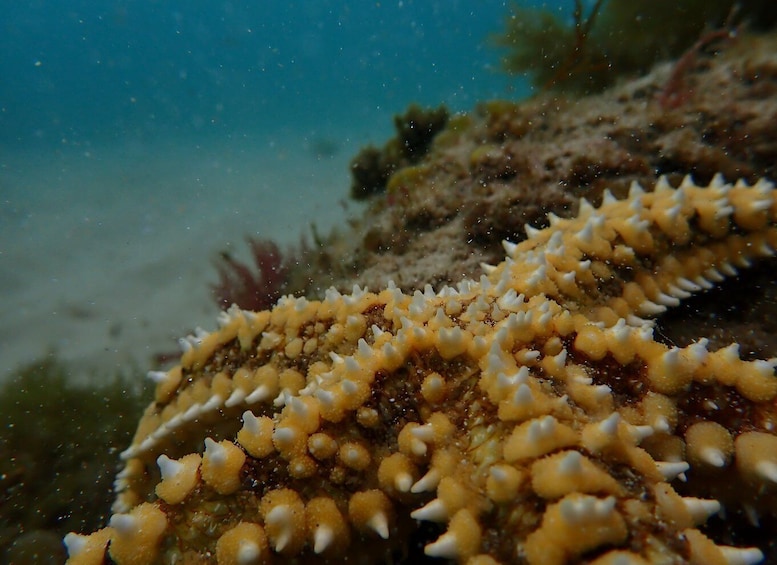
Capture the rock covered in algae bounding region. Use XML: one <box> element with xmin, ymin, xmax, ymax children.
<box><xmin>66</xmin><ymin>174</ymin><xmax>777</xmax><ymax>564</ymax></box>
<box><xmin>319</xmin><ymin>33</ymin><xmax>777</xmax><ymax>300</ymax></box>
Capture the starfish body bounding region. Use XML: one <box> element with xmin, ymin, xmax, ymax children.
<box><xmin>66</xmin><ymin>175</ymin><xmax>777</xmax><ymax>564</ymax></box>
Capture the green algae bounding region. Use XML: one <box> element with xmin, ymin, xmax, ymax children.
<box><xmin>349</xmin><ymin>104</ymin><xmax>449</xmax><ymax>200</ymax></box>
<box><xmin>493</xmin><ymin>0</ymin><xmax>777</xmax><ymax>93</ymax></box>
<box><xmin>0</xmin><ymin>357</ymin><xmax>150</xmax><ymax>562</ymax></box>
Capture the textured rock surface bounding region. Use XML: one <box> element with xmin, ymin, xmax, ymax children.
<box><xmin>314</xmin><ymin>33</ymin><xmax>777</xmax><ymax>301</ymax></box>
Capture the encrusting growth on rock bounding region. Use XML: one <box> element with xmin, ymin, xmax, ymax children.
<box><xmin>65</xmin><ymin>174</ymin><xmax>777</xmax><ymax>564</ymax></box>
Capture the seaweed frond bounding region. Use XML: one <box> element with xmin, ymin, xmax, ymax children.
<box><xmin>0</xmin><ymin>358</ymin><xmax>149</xmax><ymax>559</ymax></box>
<box><xmin>491</xmin><ymin>0</ymin><xmax>776</xmax><ymax>94</ymax></box>
<box><xmin>211</xmin><ymin>237</ymin><xmax>292</xmax><ymax>311</ymax></box>
<box><xmin>349</xmin><ymin>104</ymin><xmax>449</xmax><ymax>200</ymax></box>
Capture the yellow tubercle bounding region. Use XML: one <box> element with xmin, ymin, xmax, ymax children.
<box><xmin>288</xmin><ymin>454</ymin><xmax>318</xmax><ymax>479</ymax></box>
<box><xmin>693</xmin><ymin>196</ymin><xmax>732</xmax><ymax>238</ymax></box>
<box><xmin>241</xmin><ymin>310</ymin><xmax>270</xmax><ymax>349</ymax></box>
<box><xmin>236</xmin><ymin>411</ymin><xmax>275</xmax><ymax>458</ymax></box>
<box><xmin>503</xmin><ymin>416</ymin><xmax>578</xmax><ymax>462</ymax></box>
<box><xmin>181</xmin><ymin>328</ymin><xmax>231</xmax><ymax>370</ymax></box>
<box><xmin>425</xmin><ymin>508</ymin><xmax>482</xmax><ymax>560</ymax></box>
<box><xmin>281</xmin><ymin>395</ymin><xmax>321</xmax><ymax>434</ymax></box>
<box><xmin>252</xmin><ymin>365</ymin><xmax>279</xmax><ymax>399</ymax></box>
<box><xmin>155</xmin><ymin>453</ymin><xmax>201</xmax><ymax>504</ymax></box>
<box><xmin>485</xmin><ymin>464</ymin><xmax>525</xmax><ymax>503</ymax></box>
<box><xmin>684</xmin><ymin>528</ymin><xmax>754</xmax><ymax>565</ymax></box>
<box><xmin>215</xmin><ymin>522</ymin><xmax>268</xmax><ymax>565</ymax></box>
<box><xmin>730</xmin><ymin>180</ymin><xmax>773</xmax><ymax>231</ymax></box>
<box><xmin>201</xmin><ymin>438</ymin><xmax>246</xmax><ymax>495</ymax></box>
<box><xmin>734</xmin><ymin>359</ymin><xmax>777</xmax><ymax>402</ymax></box>
<box><xmin>272</xmin><ymin>422</ymin><xmax>308</xmax><ymax>458</ymax></box>
<box><xmin>735</xmin><ymin>431</ymin><xmax>777</xmax><ymax>484</ymax></box>
<box><xmin>305</xmin><ymin>497</ymin><xmax>350</xmax><ymax>555</ymax></box>
<box><xmin>611</xmin><ymin>216</ymin><xmax>654</xmax><ymax>254</ymax></box>
<box><xmin>653</xmin><ymin>483</ymin><xmax>714</xmax><ymax>530</ymax></box>
<box><xmin>398</xmin><ymin>422</ymin><xmax>430</xmax><ymax>459</ymax></box>
<box><xmin>685</xmin><ymin>421</ymin><xmax>733</xmax><ymax>469</ymax></box>
<box><xmin>230</xmin><ymin>366</ymin><xmax>254</xmax><ymax>395</ymax></box>
<box><xmin>435</xmin><ymin>326</ymin><xmax>474</xmax><ymax>359</ymax></box>
<box><xmin>524</xmin><ymin>494</ymin><xmax>627</xmax><ymax>565</ymax></box>
<box><xmin>348</xmin><ymin>490</ymin><xmax>393</xmax><ymax>539</ymax></box>
<box><xmin>531</xmin><ymin>450</ymin><xmax>623</xmax><ymax>499</ymax></box>
<box><xmin>573</xmin><ymin>324</ymin><xmax>609</xmax><ymax>361</ymax></box>
<box><xmin>378</xmin><ymin>453</ymin><xmax>418</xmax><ymax>495</ymax></box>
<box><xmin>211</xmin><ymin>371</ymin><xmax>233</xmax><ymax>400</ymax></box>
<box><xmin>108</xmin><ymin>503</ymin><xmax>168</xmax><ymax>565</ymax></box>
<box><xmin>496</xmin><ymin>381</ymin><xmax>556</xmax><ymax>422</ymax></box>
<box><xmin>278</xmin><ymin>368</ymin><xmax>306</xmax><ymax>396</ymax></box>
<box><xmin>356</xmin><ymin>406</ymin><xmax>381</xmax><ymax>428</ymax></box>
<box><xmin>428</xmin><ymin>412</ymin><xmax>455</xmax><ymax>442</ymax></box>
<box><xmin>344</xmin><ymin>313</ymin><xmax>368</xmax><ymax>342</ymax></box>
<box><xmin>154</xmin><ymin>365</ymin><xmax>182</xmax><ymax>404</ymax></box>
<box><xmin>338</xmin><ymin>441</ymin><xmax>371</xmax><ymax>471</ymax></box>
<box><xmin>566</xmin><ymin>378</ymin><xmax>614</xmax><ymax>414</ymax></box>
<box><xmin>260</xmin><ymin>488</ymin><xmax>307</xmax><ymax>555</ymax></box>
<box><xmin>64</xmin><ymin>529</ymin><xmax>112</xmax><ymax>565</ymax></box>
<box><xmin>284</xmin><ymin>336</ymin><xmax>304</xmax><ymax>358</ymax></box>
<box><xmin>308</xmin><ymin>432</ymin><xmax>339</xmax><ymax>460</ymax></box>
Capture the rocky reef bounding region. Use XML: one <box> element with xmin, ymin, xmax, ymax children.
<box><xmin>322</xmin><ymin>33</ymin><xmax>777</xmax><ymax>298</ymax></box>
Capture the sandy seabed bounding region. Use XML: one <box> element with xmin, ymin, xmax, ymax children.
<box><xmin>0</xmin><ymin>132</ymin><xmax>363</xmax><ymax>382</ymax></box>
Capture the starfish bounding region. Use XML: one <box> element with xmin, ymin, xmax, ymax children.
<box><xmin>65</xmin><ymin>174</ymin><xmax>777</xmax><ymax>565</ymax></box>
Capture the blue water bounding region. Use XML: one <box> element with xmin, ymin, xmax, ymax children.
<box><xmin>1</xmin><ymin>1</ymin><xmax>531</xmax><ymax>150</ymax></box>
<box><xmin>0</xmin><ymin>1</ymin><xmax>549</xmax><ymax>376</ymax></box>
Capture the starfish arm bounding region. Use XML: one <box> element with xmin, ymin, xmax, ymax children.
<box><xmin>66</xmin><ymin>176</ymin><xmax>776</xmax><ymax>564</ymax></box>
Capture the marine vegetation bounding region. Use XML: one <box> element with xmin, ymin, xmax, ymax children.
<box><xmin>210</xmin><ymin>237</ymin><xmax>292</xmax><ymax>311</ymax></box>
<box><xmin>333</xmin><ymin>30</ymin><xmax>777</xmax><ymax>302</ymax></box>
<box><xmin>0</xmin><ymin>358</ymin><xmax>149</xmax><ymax>563</ymax></box>
<box><xmin>349</xmin><ymin>103</ymin><xmax>449</xmax><ymax>200</ymax></box>
<box><xmin>493</xmin><ymin>0</ymin><xmax>777</xmax><ymax>93</ymax></box>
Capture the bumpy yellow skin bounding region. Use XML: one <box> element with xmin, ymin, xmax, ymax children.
<box><xmin>66</xmin><ymin>175</ymin><xmax>777</xmax><ymax>565</ymax></box>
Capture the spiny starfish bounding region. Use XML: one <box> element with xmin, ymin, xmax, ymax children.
<box><xmin>65</xmin><ymin>174</ymin><xmax>777</xmax><ymax>564</ymax></box>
